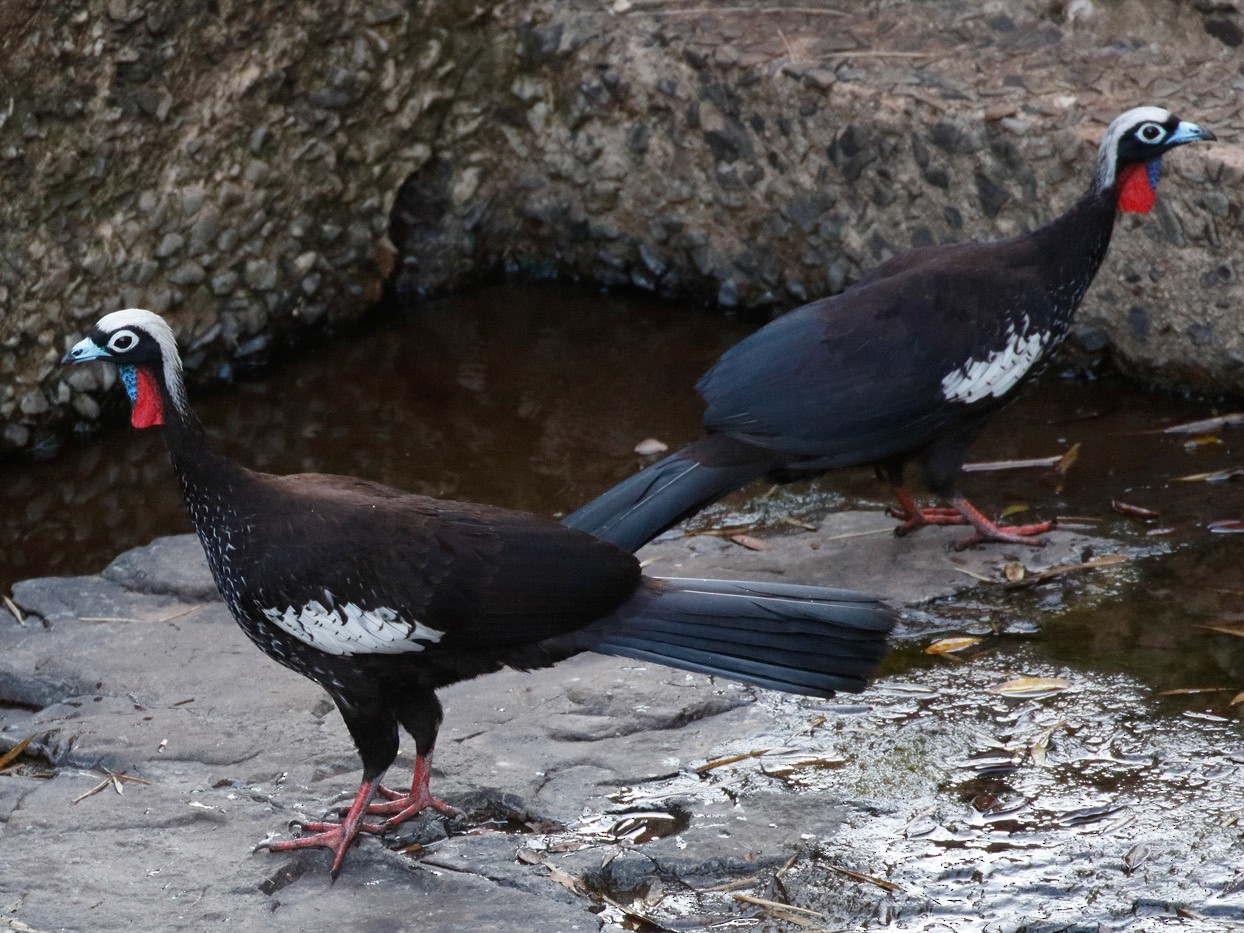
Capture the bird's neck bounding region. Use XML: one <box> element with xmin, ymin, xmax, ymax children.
<box><xmin>145</xmin><ymin>369</ymin><xmax>253</xmax><ymax>590</ymax></box>
<box><xmin>1027</xmin><ymin>187</ymin><xmax>1117</xmax><ymax>318</ymax></box>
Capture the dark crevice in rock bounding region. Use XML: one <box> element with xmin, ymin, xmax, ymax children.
<box><xmin>257</xmin><ymin>858</ymin><xmax>310</xmax><ymax>896</ymax></box>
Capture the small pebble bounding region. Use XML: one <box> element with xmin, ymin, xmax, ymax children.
<box><xmin>634</xmin><ymin>438</ymin><xmax>668</xmax><ymax>456</ymax></box>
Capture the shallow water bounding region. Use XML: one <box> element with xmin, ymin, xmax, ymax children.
<box><xmin>4</xmin><ymin>283</ymin><xmax>1243</xmax><ymax>925</ymax></box>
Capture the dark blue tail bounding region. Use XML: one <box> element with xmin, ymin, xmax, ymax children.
<box><xmin>591</xmin><ymin>577</ymin><xmax>896</xmax><ymax>698</ymax></box>
<box><xmin>562</xmin><ymin>435</ymin><xmax>772</xmax><ymax>553</ymax></box>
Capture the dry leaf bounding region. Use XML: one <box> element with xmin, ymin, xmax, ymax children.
<box><xmin>728</xmin><ymin>534</ymin><xmax>769</xmax><ymax>551</ymax></box>
<box><xmin>1232</xmin><ymin>693</ymin><xmax>1244</xmax><ymax>706</ymax></box>
<box><xmin>925</xmin><ymin>636</ymin><xmax>983</xmax><ymax>655</ymax></box>
<box><xmin>1029</xmin><ymin>720</ymin><xmax>1068</xmax><ymax>767</ymax></box>
<box><xmin>1183</xmin><ymin>435</ymin><xmax>1223</xmax><ymax>449</ymax></box>
<box><xmin>1003</xmin><ymin>562</ymin><xmax>1026</xmax><ymax>582</ymax></box>
<box><xmin>1000</xmin><ymin>503</ymin><xmax>1030</xmax><ymax>519</ymax></box>
<box><xmin>1054</xmin><ymin>442</ymin><xmax>1081</xmax><ymax>475</ymax></box>
<box><xmin>989</xmin><ymin>677</ymin><xmax>1072</xmax><ymax>698</ymax></box>
<box><xmin>0</xmin><ymin>734</ymin><xmax>36</xmax><ymax>771</ymax></box>
<box><xmin>1209</xmin><ymin>520</ymin><xmax>1244</xmax><ymax>534</ymax></box>
<box><xmin>1123</xmin><ymin>842</ymin><xmax>1151</xmax><ymax>875</ymax></box>
<box><xmin>1111</xmin><ymin>500</ymin><xmax>1159</xmax><ymax>520</ymax></box>
<box><xmin>543</xmin><ymin>864</ymin><xmax>585</xmax><ymax>895</ymax></box>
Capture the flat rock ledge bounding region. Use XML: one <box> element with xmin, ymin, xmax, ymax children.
<box><xmin>4</xmin><ymin>0</ymin><xmax>1244</xmax><ymax>456</ymax></box>
<box><xmin>2</xmin><ymin>514</ymin><xmax>1241</xmax><ymax>931</ymax></box>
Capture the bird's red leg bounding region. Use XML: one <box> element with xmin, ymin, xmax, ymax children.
<box><xmin>889</xmin><ymin>485</ymin><xmax>968</xmax><ymax>535</ymax></box>
<box><xmin>363</xmin><ymin>752</ymin><xmax>459</xmax><ymax>826</ymax></box>
<box><xmin>950</xmin><ymin>493</ymin><xmax>1052</xmax><ymax>550</ymax></box>
<box><xmin>260</xmin><ymin>776</ymin><xmax>379</xmax><ymax>879</ymax></box>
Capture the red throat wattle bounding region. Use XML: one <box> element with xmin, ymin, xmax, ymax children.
<box><xmin>1116</xmin><ymin>163</ymin><xmax>1156</xmax><ymax>214</ymax></box>
<box><xmin>132</xmin><ymin>367</ymin><xmax>164</xmax><ymax>428</ymax></box>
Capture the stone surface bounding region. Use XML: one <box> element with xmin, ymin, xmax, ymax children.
<box><xmin>2</xmin><ymin>0</ymin><xmax>1244</xmax><ymax>457</ymax></box>
<box><xmin>3</xmin><ymin>515</ymin><xmax>1240</xmax><ymax>930</ymax></box>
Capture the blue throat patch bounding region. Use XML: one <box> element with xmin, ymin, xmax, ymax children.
<box><xmin>119</xmin><ymin>365</ymin><xmax>139</xmax><ymax>403</ymax></box>
<box><xmin>1147</xmin><ymin>160</ymin><xmax>1162</xmax><ymax>188</ymax></box>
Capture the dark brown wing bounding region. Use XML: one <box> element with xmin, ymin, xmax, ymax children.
<box><xmin>234</xmin><ymin>472</ymin><xmax>641</xmax><ymax>655</ymax></box>
<box><xmin>697</xmin><ymin>239</ymin><xmax>1054</xmax><ymax>469</ymax></box>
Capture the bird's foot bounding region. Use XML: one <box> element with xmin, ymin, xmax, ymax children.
<box><xmin>950</xmin><ymin>494</ymin><xmax>1053</xmax><ymax>550</ymax></box>
<box><xmin>365</xmin><ymin>786</ymin><xmax>459</xmax><ymax>821</ymax></box>
<box><xmin>954</xmin><ymin>519</ymin><xmax>1053</xmax><ymax>551</ymax></box>
<box><xmin>888</xmin><ymin>485</ymin><xmax>970</xmax><ymax>535</ymax></box>
<box><xmin>361</xmin><ymin>753</ymin><xmax>459</xmax><ymax>827</ymax></box>
<box><xmin>259</xmin><ymin>778</ymin><xmax>378</xmax><ymax>879</ymax></box>
<box><xmin>889</xmin><ymin>504</ymin><xmax>968</xmax><ymax>535</ymax></box>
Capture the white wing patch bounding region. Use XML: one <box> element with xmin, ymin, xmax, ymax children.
<box><xmin>262</xmin><ymin>598</ymin><xmax>445</xmax><ymax>656</ymax></box>
<box><xmin>940</xmin><ymin>329</ymin><xmax>1044</xmax><ymax>405</ymax></box>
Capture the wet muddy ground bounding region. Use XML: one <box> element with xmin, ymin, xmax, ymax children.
<box><xmin>2</xmin><ymin>284</ymin><xmax>1243</xmax><ymax>929</ymax></box>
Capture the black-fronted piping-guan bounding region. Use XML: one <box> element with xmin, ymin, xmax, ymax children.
<box><xmin>62</xmin><ymin>309</ymin><xmax>897</xmax><ymax>877</ymax></box>
<box><xmin>563</xmin><ymin>106</ymin><xmax>1214</xmax><ymax>552</ymax></box>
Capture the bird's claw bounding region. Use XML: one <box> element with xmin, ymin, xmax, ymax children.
<box><xmin>953</xmin><ymin>519</ymin><xmax>1054</xmax><ymax>550</ymax></box>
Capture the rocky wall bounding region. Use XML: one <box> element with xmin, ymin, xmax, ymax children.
<box><xmin>0</xmin><ymin>0</ymin><xmax>500</xmax><ymax>454</ymax></box>
<box><xmin>2</xmin><ymin>0</ymin><xmax>1243</xmax><ymax>458</ymax></box>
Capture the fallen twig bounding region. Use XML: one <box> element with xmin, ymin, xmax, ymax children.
<box><xmin>1158</xmin><ymin>413</ymin><xmax>1244</xmax><ymax>435</ymax></box>
<box><xmin>1173</xmin><ymin>467</ymin><xmax>1244</xmax><ymax>483</ymax></box>
<box><xmin>684</xmin><ymin>525</ymin><xmax>756</xmax><ymax>539</ymax></box>
<box><xmin>819</xmin><ymin>527</ymin><xmax>894</xmax><ymax>542</ymax></box>
<box><xmin>79</xmin><ymin>607</ymin><xmax>202</xmax><ymax>624</ymax></box>
<box><xmin>696</xmin><ymin>874</ymin><xmax>763</xmax><ymax>893</ymax></box>
<box><xmin>695</xmin><ymin>749</ymin><xmax>772</xmax><ymax>774</ymax></box>
<box><xmin>952</xmin><ymin>566</ymin><xmax>996</xmax><ymax>584</ymax></box>
<box><xmin>1157</xmin><ymin>686</ymin><xmax>1235</xmax><ymax>696</ymax></box>
<box><xmin>962</xmin><ymin>455</ymin><xmax>1062</xmax><ymax>473</ymax></box>
<box><xmin>158</xmin><ymin>604</ymin><xmax>205</xmax><ymax>624</ymax></box>
<box><xmin>71</xmin><ymin>769</ymin><xmax>152</xmax><ymax>804</ymax></box>
<box><xmin>825</xmin><ymin>863</ymin><xmax>904</xmax><ymax>893</ymax></box>
<box><xmin>3</xmin><ymin>594</ymin><xmax>24</xmax><ymax>625</ymax></box>
<box><xmin>1003</xmin><ymin>554</ymin><xmax>1128</xmax><ymax>589</ymax></box>
<box><xmin>780</xmin><ymin>515</ymin><xmax>819</xmax><ymax>532</ymax></box>
<box><xmin>735</xmin><ymin>893</ymin><xmax>828</xmax><ymax>920</ymax></box>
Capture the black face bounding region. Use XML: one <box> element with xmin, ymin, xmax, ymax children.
<box><xmin>1115</xmin><ymin>114</ymin><xmax>1208</xmax><ymax>165</ymax></box>
<box><xmin>86</xmin><ymin>325</ymin><xmax>164</xmax><ymax>365</ymax></box>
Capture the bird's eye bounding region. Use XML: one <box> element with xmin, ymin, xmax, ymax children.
<box><xmin>1137</xmin><ymin>122</ymin><xmax>1166</xmax><ymax>144</ymax></box>
<box><xmin>107</xmin><ymin>330</ymin><xmax>138</xmax><ymax>352</ymax></box>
